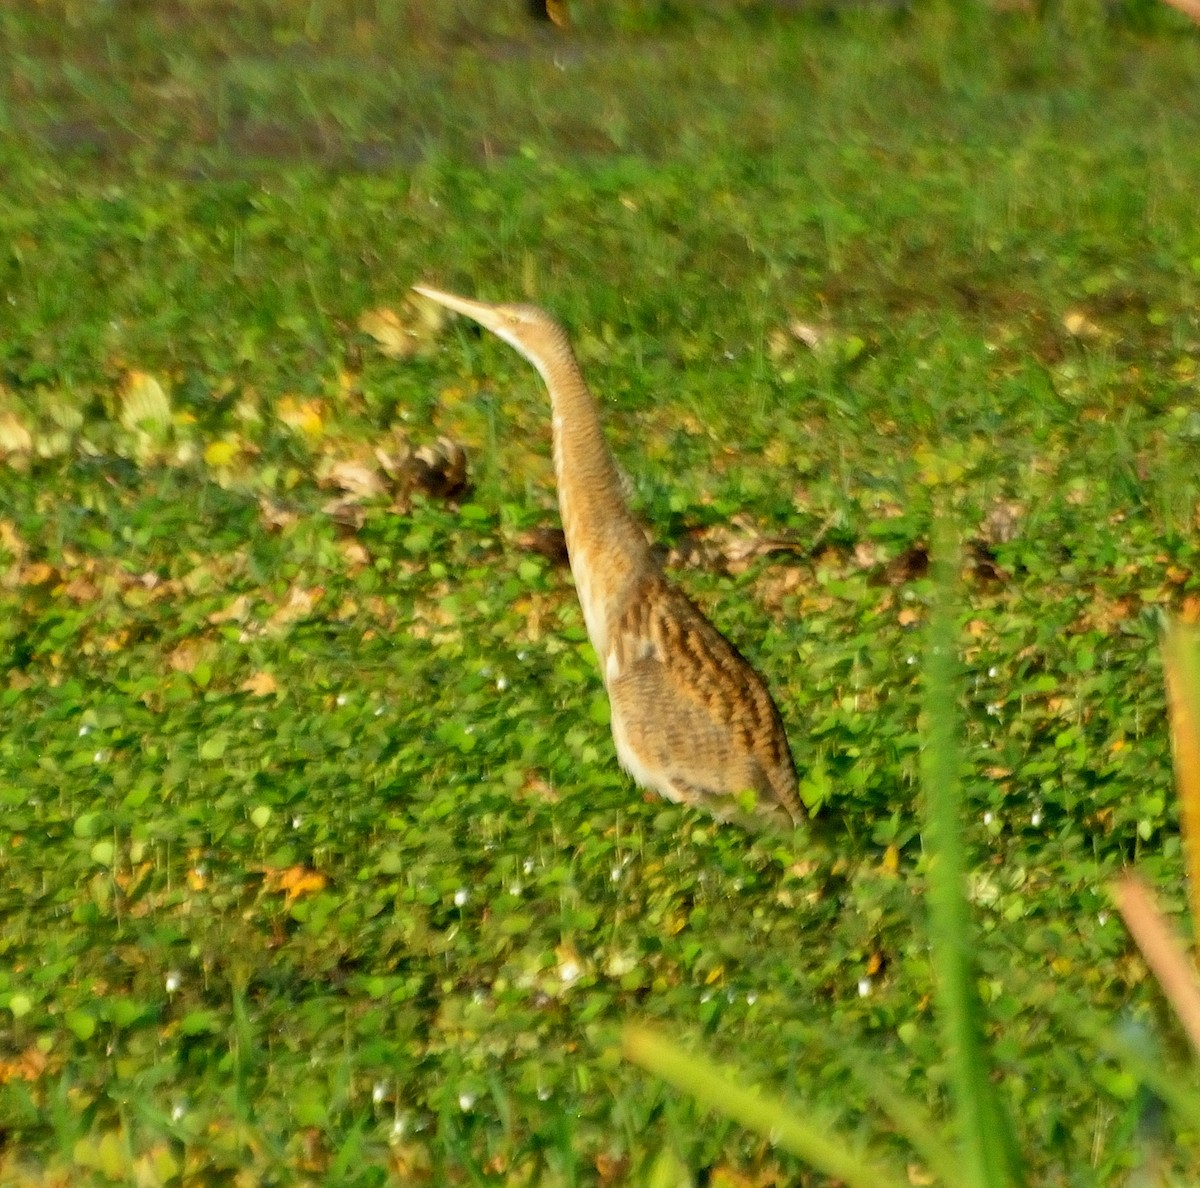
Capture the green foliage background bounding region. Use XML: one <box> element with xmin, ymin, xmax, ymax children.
<box><xmin>1</xmin><ymin>1</ymin><xmax>1199</xmax><ymax>1182</ymax></box>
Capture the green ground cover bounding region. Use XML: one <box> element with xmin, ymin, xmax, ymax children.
<box><xmin>1</xmin><ymin>1</ymin><xmax>1200</xmax><ymax>1182</ymax></box>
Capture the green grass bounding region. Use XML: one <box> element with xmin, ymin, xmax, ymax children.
<box><xmin>2</xmin><ymin>1</ymin><xmax>1200</xmax><ymax>1182</ymax></box>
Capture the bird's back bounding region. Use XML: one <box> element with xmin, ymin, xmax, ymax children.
<box><xmin>602</xmin><ymin>566</ymin><xmax>802</xmax><ymax>825</ymax></box>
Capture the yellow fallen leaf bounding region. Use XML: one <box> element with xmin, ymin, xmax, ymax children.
<box><xmin>203</xmin><ymin>437</ymin><xmax>241</xmax><ymax>467</ymax></box>
<box><xmin>120</xmin><ymin>371</ymin><xmax>172</xmax><ymax>436</ymax></box>
<box><xmin>240</xmin><ymin>671</ymin><xmax>279</xmax><ymax>697</ymax></box>
<box><xmin>277</xmin><ymin>866</ymin><xmax>328</xmax><ymax>905</ymax></box>
<box><xmin>1063</xmin><ymin>310</ymin><xmax>1103</xmax><ymax>340</ymax></box>
<box><xmin>359</xmin><ymin>308</ymin><xmax>417</xmax><ymax>359</ymax></box>
<box><xmin>0</xmin><ymin>410</ymin><xmax>33</xmax><ymax>455</ymax></box>
<box><xmin>276</xmin><ymin>396</ymin><xmax>324</xmax><ymax>439</ymax></box>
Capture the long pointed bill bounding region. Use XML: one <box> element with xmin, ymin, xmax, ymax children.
<box><xmin>412</xmin><ymin>284</ymin><xmax>502</xmax><ymax>331</ymax></box>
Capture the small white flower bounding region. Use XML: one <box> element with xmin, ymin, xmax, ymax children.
<box><xmin>496</xmin><ymin>676</ymin><xmax>509</xmax><ymax>691</ymax></box>
<box><xmin>857</xmin><ymin>978</ymin><xmax>872</xmax><ymax>998</ymax></box>
<box><xmin>292</xmin><ymin>815</ymin><xmax>302</xmax><ymax>829</ymax></box>
<box><xmin>988</xmin><ymin>666</ymin><xmax>999</xmax><ymax>678</ymax></box>
<box><xmin>522</xmin><ymin>857</ymin><xmax>535</xmax><ymax>875</ymax></box>
<box><xmin>171</xmin><ymin>1101</ymin><xmax>187</xmax><ymax>1122</ymax></box>
<box><xmin>983</xmin><ymin>811</ymin><xmax>994</xmax><ymax>826</ymax></box>
<box><xmin>1030</xmin><ymin>809</ymin><xmax>1042</xmax><ymax>827</ymax></box>
<box><xmin>508</xmin><ymin>883</ymin><xmax>523</xmax><ymax>897</ymax></box>
<box><xmin>1098</xmin><ymin>911</ymin><xmax>1109</xmax><ymax>926</ymax></box>
<box><xmin>453</xmin><ymin>889</ymin><xmax>468</xmax><ymax>907</ymax></box>
<box><xmin>458</xmin><ymin>1091</ymin><xmax>475</xmax><ymax>1112</ymax></box>
<box><xmin>93</xmin><ymin>751</ymin><xmax>107</xmax><ymax>764</ymax></box>
<box><xmin>78</xmin><ymin>724</ymin><xmax>92</xmax><ymax>737</ymax></box>
<box><xmin>906</xmin><ymin>655</ymin><xmax>917</xmax><ymax>666</ymax></box>
<box><xmin>372</xmin><ymin>1081</ymin><xmax>388</xmax><ymax>1105</ymax></box>
<box><xmin>374</xmin><ymin>705</ymin><xmax>385</xmax><ymax>717</ymax></box>
<box><xmin>746</xmin><ymin>992</ymin><xmax>757</xmax><ymax>1005</ymax></box>
<box><xmin>537</xmin><ymin>1084</ymin><xmax>551</xmax><ymax>1101</ymax></box>
<box><xmin>986</xmin><ymin>702</ymin><xmax>1001</xmax><ymax>717</ymax></box>
<box><xmin>165</xmin><ymin>971</ymin><xmax>181</xmax><ymax>994</ymax></box>
<box><xmin>336</xmin><ymin>693</ymin><xmax>348</xmax><ymax>706</ymax></box>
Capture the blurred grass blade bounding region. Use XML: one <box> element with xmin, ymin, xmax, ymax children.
<box><xmin>622</xmin><ymin>1025</ymin><xmax>906</xmax><ymax>1188</ymax></box>
<box><xmin>1059</xmin><ymin>1006</ymin><xmax>1200</xmax><ymax>1133</ymax></box>
<box><xmin>922</xmin><ymin>519</ymin><xmax>1022</xmax><ymax>1188</ymax></box>
<box><xmin>1163</xmin><ymin>621</ymin><xmax>1200</xmax><ymax>949</ymax></box>
<box><xmin>1112</xmin><ymin>873</ymin><xmax>1200</xmax><ymax>1057</ymax></box>
<box><xmin>843</xmin><ymin>1055</ymin><xmax>960</xmax><ymax>1186</ymax></box>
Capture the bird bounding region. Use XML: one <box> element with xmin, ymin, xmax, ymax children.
<box><xmin>412</xmin><ymin>284</ymin><xmax>803</xmax><ymax>828</ymax></box>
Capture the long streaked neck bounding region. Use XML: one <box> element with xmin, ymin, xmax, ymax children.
<box><xmin>528</xmin><ymin>343</ymin><xmax>652</xmax><ymax>654</ymax></box>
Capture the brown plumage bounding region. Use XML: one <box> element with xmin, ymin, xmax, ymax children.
<box><xmin>413</xmin><ymin>284</ymin><xmax>802</xmax><ymax>827</ymax></box>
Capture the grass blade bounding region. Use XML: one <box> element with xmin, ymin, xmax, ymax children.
<box><xmin>1113</xmin><ymin>872</ymin><xmax>1200</xmax><ymax>1057</ymax></box>
<box><xmin>622</xmin><ymin>1024</ymin><xmax>906</xmax><ymax>1188</ymax></box>
<box><xmin>842</xmin><ymin>1054</ymin><xmax>961</xmax><ymax>1187</ymax></box>
<box><xmin>922</xmin><ymin>519</ymin><xmax>1022</xmax><ymax>1188</ymax></box>
<box><xmin>1163</xmin><ymin>621</ymin><xmax>1200</xmax><ymax>954</ymax></box>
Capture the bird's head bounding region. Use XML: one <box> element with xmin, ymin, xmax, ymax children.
<box><xmin>412</xmin><ymin>284</ymin><xmax>571</xmax><ymax>380</ymax></box>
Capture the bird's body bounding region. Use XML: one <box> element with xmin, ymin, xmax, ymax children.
<box><xmin>413</xmin><ymin>285</ymin><xmax>802</xmax><ymax>827</ymax></box>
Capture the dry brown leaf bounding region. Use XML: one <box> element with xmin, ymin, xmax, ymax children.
<box><xmin>168</xmin><ymin>639</ymin><xmax>215</xmax><ymax>674</ymax></box>
<box><xmin>208</xmin><ymin>594</ymin><xmax>252</xmax><ymax>625</ymax></box>
<box><xmin>240</xmin><ymin>671</ymin><xmax>279</xmax><ymax>697</ymax></box>
<box><xmin>258</xmin><ymin>497</ymin><xmax>300</xmax><ymax>533</ymax></box>
<box><xmin>22</xmin><ymin>561</ymin><xmax>57</xmax><ymax>586</ymax></box>
<box><xmin>0</xmin><ymin>409</ymin><xmax>33</xmax><ymax>456</ymax></box>
<box><xmin>1063</xmin><ymin>310</ymin><xmax>1104</xmax><ymax>340</ymax></box>
<box><xmin>267</xmin><ymin>585</ymin><xmax>324</xmax><ymax>633</ymax></box>
<box><xmin>318</xmin><ymin>457</ymin><xmax>385</xmax><ymax>499</ymax></box>
<box><xmin>0</xmin><ymin>1045</ymin><xmax>49</xmax><ymax>1084</ymax></box>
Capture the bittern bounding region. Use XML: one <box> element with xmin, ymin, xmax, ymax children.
<box><xmin>413</xmin><ymin>285</ymin><xmax>802</xmax><ymax>828</ymax></box>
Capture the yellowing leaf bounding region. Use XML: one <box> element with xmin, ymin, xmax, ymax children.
<box><xmin>276</xmin><ymin>396</ymin><xmax>324</xmax><ymax>439</ymax></box>
<box><xmin>120</xmin><ymin>371</ymin><xmax>172</xmax><ymax>436</ymax></box>
<box><xmin>1063</xmin><ymin>310</ymin><xmax>1103</xmax><ymax>340</ymax></box>
<box><xmin>277</xmin><ymin>865</ymin><xmax>328</xmax><ymax>905</ymax></box>
<box><xmin>240</xmin><ymin>671</ymin><xmax>279</xmax><ymax>697</ymax></box>
<box><xmin>267</xmin><ymin>585</ymin><xmax>323</xmax><ymax>633</ymax></box>
<box><xmin>204</xmin><ymin>437</ymin><xmax>241</xmax><ymax>467</ymax></box>
<box><xmin>359</xmin><ymin>307</ymin><xmax>417</xmax><ymax>359</ymax></box>
<box><xmin>0</xmin><ymin>410</ymin><xmax>33</xmax><ymax>455</ymax></box>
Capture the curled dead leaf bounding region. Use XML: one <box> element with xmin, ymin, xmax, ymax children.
<box><xmin>317</xmin><ymin>457</ymin><xmax>385</xmax><ymax>499</ymax></box>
